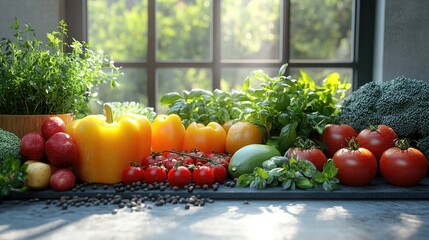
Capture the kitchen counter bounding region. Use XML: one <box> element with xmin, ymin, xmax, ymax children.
<box><xmin>1</xmin><ymin>198</ymin><xmax>429</xmax><ymax>240</ymax></box>
<box><xmin>1</xmin><ymin>179</ymin><xmax>429</xmax><ymax>240</ymax></box>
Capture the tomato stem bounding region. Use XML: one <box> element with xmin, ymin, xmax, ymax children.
<box><xmin>162</xmin><ymin>150</ymin><xmax>221</xmax><ymax>166</ymax></box>
<box><xmin>394</xmin><ymin>138</ymin><xmax>411</xmax><ymax>150</ymax></box>
<box><xmin>347</xmin><ymin>137</ymin><xmax>360</xmax><ymax>150</ymax></box>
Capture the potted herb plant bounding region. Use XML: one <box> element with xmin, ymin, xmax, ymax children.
<box><xmin>0</xmin><ymin>18</ymin><xmax>122</xmax><ymax>137</ymax></box>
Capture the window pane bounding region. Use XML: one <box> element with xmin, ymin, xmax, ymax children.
<box><xmin>89</xmin><ymin>68</ymin><xmax>148</xmax><ymax>114</ymax></box>
<box><xmin>156</xmin><ymin>0</ymin><xmax>212</xmax><ymax>61</ymax></box>
<box><xmin>221</xmin><ymin>67</ymin><xmax>278</xmax><ymax>91</ymax></box>
<box><xmin>290</xmin><ymin>0</ymin><xmax>354</xmax><ymax>60</ymax></box>
<box><xmin>157</xmin><ymin>68</ymin><xmax>212</xmax><ymax>112</ymax></box>
<box><xmin>221</xmin><ymin>0</ymin><xmax>282</xmax><ymax>61</ymax></box>
<box><xmin>87</xmin><ymin>0</ymin><xmax>148</xmax><ymax>61</ymax></box>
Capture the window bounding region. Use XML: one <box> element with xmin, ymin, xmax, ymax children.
<box><xmin>65</xmin><ymin>0</ymin><xmax>375</xmax><ymax>113</ymax></box>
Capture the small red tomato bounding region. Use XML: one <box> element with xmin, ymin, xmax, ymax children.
<box><xmin>380</xmin><ymin>139</ymin><xmax>428</xmax><ymax>186</ymax></box>
<box><xmin>168</xmin><ymin>166</ymin><xmax>192</xmax><ymax>188</ymax></box>
<box><xmin>332</xmin><ymin>138</ymin><xmax>378</xmax><ymax>186</ymax></box>
<box><xmin>321</xmin><ymin>124</ymin><xmax>358</xmax><ymax>158</ymax></box>
<box><xmin>356</xmin><ymin>125</ymin><xmax>397</xmax><ymax>160</ymax></box>
<box><xmin>162</xmin><ymin>158</ymin><xmax>178</xmax><ymax>171</ymax></box>
<box><xmin>141</xmin><ymin>153</ymin><xmax>163</xmax><ymax>167</ymax></box>
<box><xmin>286</xmin><ymin>147</ymin><xmax>327</xmax><ymax>171</ymax></box>
<box><xmin>122</xmin><ymin>165</ymin><xmax>145</xmax><ymax>185</ymax></box>
<box><xmin>189</xmin><ymin>150</ymin><xmax>207</xmax><ymax>165</ymax></box>
<box><xmin>209</xmin><ymin>164</ymin><xmax>227</xmax><ymax>184</ymax></box>
<box><xmin>145</xmin><ymin>165</ymin><xmax>167</xmax><ymax>184</ymax></box>
<box><xmin>179</xmin><ymin>156</ymin><xmax>195</xmax><ymax>166</ymax></box>
<box><xmin>192</xmin><ymin>165</ymin><xmax>215</xmax><ymax>187</ymax></box>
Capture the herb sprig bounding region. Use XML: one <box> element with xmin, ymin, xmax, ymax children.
<box><xmin>236</xmin><ymin>157</ymin><xmax>339</xmax><ymax>191</ymax></box>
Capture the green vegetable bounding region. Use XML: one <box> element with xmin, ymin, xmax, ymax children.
<box><xmin>106</xmin><ymin>101</ymin><xmax>157</xmax><ymax>122</ymax></box>
<box><xmin>0</xmin><ymin>18</ymin><xmax>122</xmax><ymax>117</ymax></box>
<box><xmin>0</xmin><ymin>156</ymin><xmax>28</xmax><ymax>197</ymax></box>
<box><xmin>161</xmin><ymin>64</ymin><xmax>350</xmax><ymax>154</ymax></box>
<box><xmin>337</xmin><ymin>76</ymin><xmax>429</xmax><ymax>157</ymax></box>
<box><xmin>236</xmin><ymin>157</ymin><xmax>339</xmax><ymax>191</ymax></box>
<box><xmin>0</xmin><ymin>129</ymin><xmax>21</xmax><ymax>164</ymax></box>
<box><xmin>228</xmin><ymin>144</ymin><xmax>281</xmax><ymax>179</ymax></box>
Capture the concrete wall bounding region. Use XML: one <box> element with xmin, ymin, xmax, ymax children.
<box><xmin>374</xmin><ymin>0</ymin><xmax>429</xmax><ymax>82</ymax></box>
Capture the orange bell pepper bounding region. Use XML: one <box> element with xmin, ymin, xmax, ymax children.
<box><xmin>151</xmin><ymin>114</ymin><xmax>186</xmax><ymax>152</ymax></box>
<box><xmin>66</xmin><ymin>104</ymin><xmax>151</xmax><ymax>184</ymax></box>
<box><xmin>183</xmin><ymin>122</ymin><xmax>227</xmax><ymax>154</ymax></box>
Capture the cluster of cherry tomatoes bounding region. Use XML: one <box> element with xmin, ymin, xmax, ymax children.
<box><xmin>321</xmin><ymin>124</ymin><xmax>428</xmax><ymax>187</ymax></box>
<box><xmin>122</xmin><ymin>150</ymin><xmax>231</xmax><ymax>188</ymax></box>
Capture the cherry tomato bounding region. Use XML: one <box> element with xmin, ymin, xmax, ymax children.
<box><xmin>209</xmin><ymin>164</ymin><xmax>227</xmax><ymax>184</ymax></box>
<box><xmin>321</xmin><ymin>124</ymin><xmax>358</xmax><ymax>158</ymax></box>
<box><xmin>225</xmin><ymin>122</ymin><xmax>264</xmax><ymax>154</ymax></box>
<box><xmin>188</xmin><ymin>150</ymin><xmax>207</xmax><ymax>165</ymax></box>
<box><xmin>192</xmin><ymin>165</ymin><xmax>215</xmax><ymax>187</ymax></box>
<box><xmin>286</xmin><ymin>147</ymin><xmax>327</xmax><ymax>171</ymax></box>
<box><xmin>144</xmin><ymin>165</ymin><xmax>167</xmax><ymax>184</ymax></box>
<box><xmin>206</xmin><ymin>152</ymin><xmax>230</xmax><ymax>169</ymax></box>
<box><xmin>178</xmin><ymin>156</ymin><xmax>195</xmax><ymax>166</ymax></box>
<box><xmin>141</xmin><ymin>153</ymin><xmax>163</xmax><ymax>167</ymax></box>
<box><xmin>162</xmin><ymin>158</ymin><xmax>178</xmax><ymax>171</ymax></box>
<box><xmin>380</xmin><ymin>139</ymin><xmax>428</xmax><ymax>186</ymax></box>
<box><xmin>122</xmin><ymin>165</ymin><xmax>145</xmax><ymax>185</ymax></box>
<box><xmin>332</xmin><ymin>138</ymin><xmax>378</xmax><ymax>186</ymax></box>
<box><xmin>356</xmin><ymin>125</ymin><xmax>398</xmax><ymax>160</ymax></box>
<box><xmin>168</xmin><ymin>166</ymin><xmax>192</xmax><ymax>188</ymax></box>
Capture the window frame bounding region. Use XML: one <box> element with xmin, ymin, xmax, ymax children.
<box><xmin>65</xmin><ymin>0</ymin><xmax>375</xmax><ymax>109</ymax></box>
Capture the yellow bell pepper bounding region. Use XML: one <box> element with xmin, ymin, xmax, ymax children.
<box><xmin>66</xmin><ymin>104</ymin><xmax>151</xmax><ymax>184</ymax></box>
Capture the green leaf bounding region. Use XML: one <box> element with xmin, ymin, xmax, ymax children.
<box><xmin>296</xmin><ymin>177</ymin><xmax>314</xmax><ymax>189</ymax></box>
<box><xmin>236</xmin><ymin>174</ymin><xmax>253</xmax><ymax>188</ymax></box>
<box><xmin>277</xmin><ymin>122</ymin><xmax>298</xmax><ymax>154</ymax></box>
<box><xmin>160</xmin><ymin>92</ymin><xmax>182</xmax><ymax>105</ymax></box>
<box><xmin>322</xmin><ymin>159</ymin><xmax>338</xmax><ymax>179</ymax></box>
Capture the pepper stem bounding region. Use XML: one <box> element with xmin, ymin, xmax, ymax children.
<box><xmin>103</xmin><ymin>103</ymin><xmax>114</xmax><ymax>123</ymax></box>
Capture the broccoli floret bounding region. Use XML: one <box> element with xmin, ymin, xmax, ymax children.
<box><xmin>337</xmin><ymin>76</ymin><xmax>429</xmax><ymax>158</ymax></box>
<box><xmin>0</xmin><ymin>128</ymin><xmax>21</xmax><ymax>164</ymax></box>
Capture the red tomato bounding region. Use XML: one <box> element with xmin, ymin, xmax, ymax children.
<box><xmin>192</xmin><ymin>165</ymin><xmax>215</xmax><ymax>187</ymax></box>
<box><xmin>145</xmin><ymin>165</ymin><xmax>167</xmax><ymax>184</ymax></box>
<box><xmin>209</xmin><ymin>164</ymin><xmax>227</xmax><ymax>184</ymax></box>
<box><xmin>122</xmin><ymin>165</ymin><xmax>145</xmax><ymax>185</ymax></box>
<box><xmin>356</xmin><ymin>125</ymin><xmax>398</xmax><ymax>160</ymax></box>
<box><xmin>178</xmin><ymin>156</ymin><xmax>195</xmax><ymax>166</ymax></box>
<box><xmin>141</xmin><ymin>153</ymin><xmax>163</xmax><ymax>167</ymax></box>
<box><xmin>168</xmin><ymin>166</ymin><xmax>192</xmax><ymax>188</ymax></box>
<box><xmin>286</xmin><ymin>147</ymin><xmax>327</xmax><ymax>171</ymax></box>
<box><xmin>206</xmin><ymin>152</ymin><xmax>230</xmax><ymax>169</ymax></box>
<box><xmin>162</xmin><ymin>158</ymin><xmax>178</xmax><ymax>171</ymax></box>
<box><xmin>380</xmin><ymin>140</ymin><xmax>428</xmax><ymax>186</ymax></box>
<box><xmin>321</xmin><ymin>124</ymin><xmax>358</xmax><ymax>158</ymax></box>
<box><xmin>332</xmin><ymin>141</ymin><xmax>378</xmax><ymax>186</ymax></box>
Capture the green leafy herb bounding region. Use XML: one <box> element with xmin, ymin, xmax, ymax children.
<box><xmin>237</xmin><ymin>157</ymin><xmax>340</xmax><ymax>191</ymax></box>
<box><xmin>0</xmin><ymin>156</ymin><xmax>28</xmax><ymax>197</ymax></box>
<box><xmin>0</xmin><ymin>18</ymin><xmax>122</xmax><ymax>117</ymax></box>
<box><xmin>160</xmin><ymin>64</ymin><xmax>350</xmax><ymax>152</ymax></box>
<box><xmin>106</xmin><ymin>101</ymin><xmax>157</xmax><ymax>122</ymax></box>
